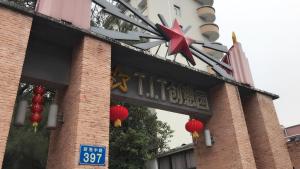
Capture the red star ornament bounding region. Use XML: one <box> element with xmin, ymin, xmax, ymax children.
<box><xmin>157</xmin><ymin>19</ymin><xmax>196</xmax><ymax>66</ymax></box>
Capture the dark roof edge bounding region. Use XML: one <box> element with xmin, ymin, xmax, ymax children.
<box><xmin>229</xmin><ymin>79</ymin><xmax>279</xmax><ymax>100</ymax></box>
<box><xmin>0</xmin><ymin>1</ymin><xmax>279</xmax><ymax>100</ymax></box>
<box><xmin>157</xmin><ymin>143</ymin><xmax>194</xmax><ymax>158</ymax></box>
<box><xmin>286</xmin><ymin>124</ymin><xmax>300</xmax><ymax>129</ymax></box>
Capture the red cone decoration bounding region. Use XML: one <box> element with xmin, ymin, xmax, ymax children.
<box><xmin>185</xmin><ymin>119</ymin><xmax>204</xmax><ymax>139</ymax></box>
<box><xmin>30</xmin><ymin>85</ymin><xmax>45</xmax><ymax>132</ymax></box>
<box><xmin>110</xmin><ymin>105</ymin><xmax>129</xmax><ymax>127</ymax></box>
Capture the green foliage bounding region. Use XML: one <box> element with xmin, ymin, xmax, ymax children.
<box><xmin>91</xmin><ymin>1</ymin><xmax>137</xmax><ymax>33</ymax></box>
<box><xmin>91</xmin><ymin>0</ymin><xmax>150</xmax><ymax>45</ymax></box>
<box><xmin>2</xmin><ymin>124</ymin><xmax>50</xmax><ymax>169</ymax></box>
<box><xmin>2</xmin><ymin>96</ymin><xmax>51</xmax><ymax>169</ymax></box>
<box><xmin>109</xmin><ymin>103</ymin><xmax>173</xmax><ymax>169</ymax></box>
<box><xmin>6</xmin><ymin>0</ymin><xmax>36</xmax><ymax>9</ymax></box>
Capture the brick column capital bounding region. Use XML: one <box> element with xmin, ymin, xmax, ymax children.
<box><xmin>0</xmin><ymin>7</ymin><xmax>32</xmax><ymax>167</ymax></box>
<box><xmin>196</xmin><ymin>83</ymin><xmax>257</xmax><ymax>169</ymax></box>
<box><xmin>47</xmin><ymin>36</ymin><xmax>111</xmax><ymax>169</ymax></box>
<box><xmin>242</xmin><ymin>93</ymin><xmax>293</xmax><ymax>169</ymax></box>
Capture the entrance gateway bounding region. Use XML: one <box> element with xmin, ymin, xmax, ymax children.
<box><xmin>0</xmin><ymin>0</ymin><xmax>294</xmax><ymax>169</ymax></box>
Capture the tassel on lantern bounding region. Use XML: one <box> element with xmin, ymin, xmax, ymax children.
<box><xmin>192</xmin><ymin>131</ymin><xmax>200</xmax><ymax>139</ymax></box>
<box><xmin>32</xmin><ymin>122</ymin><xmax>38</xmax><ymax>133</ymax></box>
<box><xmin>114</xmin><ymin>119</ymin><xmax>122</xmax><ymax>127</ymax></box>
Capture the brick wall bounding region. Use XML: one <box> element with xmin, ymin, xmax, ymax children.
<box><xmin>46</xmin><ymin>36</ymin><xmax>111</xmax><ymax>169</ymax></box>
<box><xmin>242</xmin><ymin>93</ymin><xmax>293</xmax><ymax>169</ymax></box>
<box><xmin>195</xmin><ymin>83</ymin><xmax>257</xmax><ymax>169</ymax></box>
<box><xmin>286</xmin><ymin>125</ymin><xmax>300</xmax><ymax>136</ymax></box>
<box><xmin>0</xmin><ymin>6</ymin><xmax>32</xmax><ymax>167</ymax></box>
<box><xmin>288</xmin><ymin>142</ymin><xmax>300</xmax><ymax>169</ymax></box>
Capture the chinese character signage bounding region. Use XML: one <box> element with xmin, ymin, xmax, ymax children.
<box><xmin>79</xmin><ymin>145</ymin><xmax>106</xmax><ymax>166</ymax></box>
<box><xmin>111</xmin><ymin>66</ymin><xmax>210</xmax><ymax>117</ymax></box>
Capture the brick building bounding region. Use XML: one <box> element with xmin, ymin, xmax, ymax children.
<box><xmin>0</xmin><ymin>0</ymin><xmax>296</xmax><ymax>169</ymax></box>
<box><xmin>285</xmin><ymin>125</ymin><xmax>300</xmax><ymax>169</ymax></box>
<box><xmin>145</xmin><ymin>143</ymin><xmax>196</xmax><ymax>169</ymax></box>
<box><xmin>146</xmin><ymin>124</ymin><xmax>300</xmax><ymax>169</ymax></box>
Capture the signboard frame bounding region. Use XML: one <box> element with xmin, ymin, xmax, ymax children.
<box><xmin>79</xmin><ymin>144</ymin><xmax>106</xmax><ymax>166</ymax></box>
<box><xmin>111</xmin><ymin>63</ymin><xmax>211</xmax><ymax>119</ymax></box>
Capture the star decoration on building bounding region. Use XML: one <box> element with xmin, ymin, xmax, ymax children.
<box><xmin>111</xmin><ymin>66</ymin><xmax>130</xmax><ymax>93</ymax></box>
<box><xmin>156</xmin><ymin>19</ymin><xmax>196</xmax><ymax>66</ymax></box>
<box><xmin>91</xmin><ymin>0</ymin><xmax>232</xmax><ymax>79</ymax></box>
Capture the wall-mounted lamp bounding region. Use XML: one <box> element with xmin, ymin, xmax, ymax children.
<box><xmin>46</xmin><ymin>103</ymin><xmax>59</xmax><ymax>129</ymax></box>
<box><xmin>204</xmin><ymin>129</ymin><xmax>215</xmax><ymax>147</ymax></box>
<box><xmin>14</xmin><ymin>99</ymin><xmax>28</xmax><ymax>127</ymax></box>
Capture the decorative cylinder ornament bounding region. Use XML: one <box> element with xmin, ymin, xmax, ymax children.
<box><xmin>47</xmin><ymin>103</ymin><xmax>58</xmax><ymax>130</ymax></box>
<box><xmin>110</xmin><ymin>105</ymin><xmax>129</xmax><ymax>127</ymax></box>
<box><xmin>185</xmin><ymin>119</ymin><xmax>204</xmax><ymax>139</ymax></box>
<box><xmin>204</xmin><ymin>129</ymin><xmax>212</xmax><ymax>147</ymax></box>
<box><xmin>15</xmin><ymin>100</ymin><xmax>28</xmax><ymax>127</ymax></box>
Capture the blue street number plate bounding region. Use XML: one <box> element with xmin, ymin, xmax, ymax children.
<box><xmin>79</xmin><ymin>145</ymin><xmax>106</xmax><ymax>166</ymax></box>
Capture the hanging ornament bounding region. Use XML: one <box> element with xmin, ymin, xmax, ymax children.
<box><xmin>31</xmin><ymin>103</ymin><xmax>43</xmax><ymax>113</ymax></box>
<box><xmin>34</xmin><ymin>85</ymin><xmax>45</xmax><ymax>95</ymax></box>
<box><xmin>185</xmin><ymin>119</ymin><xmax>204</xmax><ymax>139</ymax></box>
<box><xmin>30</xmin><ymin>85</ymin><xmax>45</xmax><ymax>132</ymax></box>
<box><xmin>110</xmin><ymin>105</ymin><xmax>129</xmax><ymax>127</ymax></box>
<box><xmin>30</xmin><ymin>113</ymin><xmax>42</xmax><ymax>122</ymax></box>
<box><xmin>32</xmin><ymin>94</ymin><xmax>44</xmax><ymax>104</ymax></box>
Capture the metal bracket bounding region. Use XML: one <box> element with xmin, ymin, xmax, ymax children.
<box><xmin>57</xmin><ymin>113</ymin><xmax>64</xmax><ymax>125</ymax></box>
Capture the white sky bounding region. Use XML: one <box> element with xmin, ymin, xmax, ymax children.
<box><xmin>215</xmin><ymin>0</ymin><xmax>300</xmax><ymax>127</ymax></box>
<box><xmin>158</xmin><ymin>0</ymin><xmax>300</xmax><ymax>148</ymax></box>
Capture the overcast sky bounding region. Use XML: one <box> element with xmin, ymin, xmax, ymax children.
<box><xmin>158</xmin><ymin>0</ymin><xmax>300</xmax><ymax>148</ymax></box>
<box><xmin>215</xmin><ymin>0</ymin><xmax>300</xmax><ymax>127</ymax></box>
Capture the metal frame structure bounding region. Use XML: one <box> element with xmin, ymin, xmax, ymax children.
<box><xmin>91</xmin><ymin>0</ymin><xmax>233</xmax><ymax>79</ymax></box>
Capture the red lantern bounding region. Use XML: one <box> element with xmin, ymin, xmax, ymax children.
<box><xmin>31</xmin><ymin>103</ymin><xmax>43</xmax><ymax>114</ymax></box>
<box><xmin>110</xmin><ymin>105</ymin><xmax>129</xmax><ymax>127</ymax></box>
<box><xmin>34</xmin><ymin>85</ymin><xmax>45</xmax><ymax>95</ymax></box>
<box><xmin>30</xmin><ymin>113</ymin><xmax>42</xmax><ymax>123</ymax></box>
<box><xmin>185</xmin><ymin>119</ymin><xmax>204</xmax><ymax>139</ymax></box>
<box><xmin>32</xmin><ymin>94</ymin><xmax>44</xmax><ymax>104</ymax></box>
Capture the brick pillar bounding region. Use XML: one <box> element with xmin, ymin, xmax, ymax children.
<box><xmin>242</xmin><ymin>93</ymin><xmax>293</xmax><ymax>169</ymax></box>
<box><xmin>288</xmin><ymin>142</ymin><xmax>300</xmax><ymax>169</ymax></box>
<box><xmin>0</xmin><ymin>7</ymin><xmax>32</xmax><ymax>167</ymax></box>
<box><xmin>46</xmin><ymin>36</ymin><xmax>111</xmax><ymax>169</ymax></box>
<box><xmin>196</xmin><ymin>83</ymin><xmax>257</xmax><ymax>169</ymax></box>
